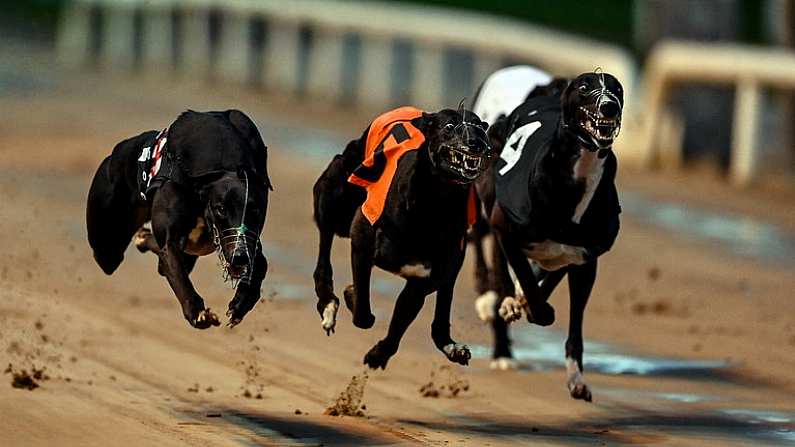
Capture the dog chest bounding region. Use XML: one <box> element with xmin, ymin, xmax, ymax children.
<box><xmin>184</xmin><ymin>216</ymin><xmax>215</xmax><ymax>256</ymax></box>
<box><xmin>571</xmin><ymin>149</ymin><xmax>605</xmax><ymax>224</ymax></box>
<box><xmin>522</xmin><ymin>240</ymin><xmax>587</xmax><ymax>271</ymax></box>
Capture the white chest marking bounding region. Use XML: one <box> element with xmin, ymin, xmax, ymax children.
<box><xmin>571</xmin><ymin>149</ymin><xmax>605</xmax><ymax>224</ymax></box>
<box><xmin>523</xmin><ymin>240</ymin><xmax>588</xmax><ymax>271</ymax></box>
<box><xmin>399</xmin><ymin>264</ymin><xmax>432</xmax><ymax>278</ymax></box>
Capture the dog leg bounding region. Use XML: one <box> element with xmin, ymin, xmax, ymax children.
<box><xmin>432</xmin><ymin>251</ymin><xmax>470</xmax><ymax>366</ymax></box>
<box><xmin>363</xmin><ymin>279</ymin><xmax>431</xmax><ymax>370</ymax></box>
<box><xmin>488</xmin><ymin>238</ymin><xmax>518</xmax><ymax>369</ymax></box>
<box><xmin>133</xmin><ymin>227</ymin><xmax>161</xmax><ymax>254</ymax></box>
<box><xmin>471</xmin><ymin>216</ymin><xmax>492</xmax><ymax>296</ymax></box>
<box><xmin>565</xmin><ymin>260</ymin><xmax>597</xmax><ymax>402</ymax></box>
<box><xmin>494</xmin><ymin>226</ymin><xmax>555</xmax><ymax>326</ymax></box>
<box><xmin>313</xmin><ymin>227</ymin><xmax>341</xmax><ymax>335</ymax></box>
<box><xmin>227</xmin><ymin>248</ymin><xmax>268</xmax><ymax>326</ymax></box>
<box><xmin>151</xmin><ymin>184</ymin><xmax>220</xmax><ymax>330</ymax></box>
<box><xmin>346</xmin><ymin>213</ymin><xmax>376</xmax><ymax>329</ymax></box>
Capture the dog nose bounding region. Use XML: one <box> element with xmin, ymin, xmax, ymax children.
<box><xmin>599</xmin><ymin>101</ymin><xmax>620</xmax><ymax>119</ymax></box>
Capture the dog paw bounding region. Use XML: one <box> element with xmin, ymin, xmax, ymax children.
<box><xmin>489</xmin><ymin>357</ymin><xmax>518</xmax><ymax>370</ymax></box>
<box><xmin>344</xmin><ymin>285</ymin><xmax>375</xmax><ymax>329</ymax></box>
<box><xmin>475</xmin><ymin>291</ymin><xmax>499</xmax><ymax>322</ymax></box>
<box><xmin>526</xmin><ymin>301</ymin><xmax>555</xmax><ymax>327</ymax></box>
<box><xmin>133</xmin><ymin>228</ymin><xmax>152</xmax><ymax>253</ymax></box>
<box><xmin>566</xmin><ymin>357</ymin><xmax>592</xmax><ymax>402</ymax></box>
<box><xmin>363</xmin><ymin>341</ymin><xmax>395</xmax><ymax>370</ymax></box>
<box><xmin>321</xmin><ymin>301</ymin><xmax>338</xmax><ymax>335</ymax></box>
<box><xmin>226</xmin><ymin>295</ymin><xmax>258</xmax><ymax>327</ymax></box>
<box><xmin>498</xmin><ymin>297</ymin><xmax>524</xmax><ymax>323</ymax></box>
<box><xmin>569</xmin><ymin>382</ymin><xmax>592</xmax><ymax>402</ymax></box>
<box><xmin>442</xmin><ymin>343</ymin><xmax>471</xmax><ymax>366</ymax></box>
<box><xmin>191</xmin><ymin>308</ymin><xmax>221</xmax><ymax>329</ymax></box>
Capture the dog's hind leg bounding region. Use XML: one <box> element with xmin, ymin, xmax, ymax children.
<box><xmin>363</xmin><ymin>279</ymin><xmax>433</xmax><ymax>370</ymax></box>
<box><xmin>312</xmin><ymin>151</ymin><xmax>364</xmax><ymax>335</ymax></box>
<box><xmin>133</xmin><ymin>227</ymin><xmax>161</xmax><ymax>254</ymax></box>
<box><xmin>314</xmin><ymin>226</ymin><xmax>341</xmax><ymax>335</ymax></box>
<box><xmin>471</xmin><ymin>214</ymin><xmax>492</xmax><ymax>296</ymax></box>
<box><xmin>565</xmin><ymin>260</ymin><xmax>597</xmax><ymax>402</ymax></box>
<box><xmin>432</xmin><ymin>250</ymin><xmax>471</xmax><ymax>366</ymax></box>
<box><xmin>488</xmin><ymin>239</ymin><xmax>518</xmax><ymax>369</ymax></box>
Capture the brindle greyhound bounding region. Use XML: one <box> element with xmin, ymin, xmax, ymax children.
<box><xmin>86</xmin><ymin>110</ymin><xmax>272</xmax><ymax>329</ymax></box>
<box><xmin>312</xmin><ymin>106</ymin><xmax>492</xmax><ymax>369</ymax></box>
<box><xmin>474</xmin><ymin>72</ymin><xmax>623</xmax><ymax>401</ymax></box>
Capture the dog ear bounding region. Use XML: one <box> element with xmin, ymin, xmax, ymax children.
<box><xmin>422</xmin><ymin>112</ymin><xmax>437</xmax><ymax>130</ymax></box>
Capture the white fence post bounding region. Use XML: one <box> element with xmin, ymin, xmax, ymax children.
<box><xmin>180</xmin><ymin>4</ymin><xmax>211</xmax><ymax>77</ymax></box>
<box><xmin>730</xmin><ymin>79</ymin><xmax>761</xmax><ymax>186</ymax></box>
<box><xmin>413</xmin><ymin>42</ymin><xmax>445</xmax><ymax>110</ymax></box>
<box><xmin>264</xmin><ymin>18</ymin><xmax>301</xmax><ymax>94</ymax></box>
<box><xmin>56</xmin><ymin>0</ymin><xmax>94</xmax><ymax>68</ymax></box>
<box><xmin>141</xmin><ymin>1</ymin><xmax>174</xmax><ymax>73</ymax></box>
<box><xmin>217</xmin><ymin>8</ymin><xmax>251</xmax><ymax>84</ymax></box>
<box><xmin>358</xmin><ymin>33</ymin><xmax>394</xmax><ymax>107</ymax></box>
<box><xmin>101</xmin><ymin>1</ymin><xmax>136</xmax><ymax>72</ymax></box>
<box><xmin>306</xmin><ymin>26</ymin><xmax>345</xmax><ymax>101</ymax></box>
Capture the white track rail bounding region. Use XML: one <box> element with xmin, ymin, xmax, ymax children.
<box><xmin>638</xmin><ymin>41</ymin><xmax>795</xmax><ymax>186</ymax></box>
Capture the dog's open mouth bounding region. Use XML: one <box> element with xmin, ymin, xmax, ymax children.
<box><xmin>441</xmin><ymin>146</ymin><xmax>484</xmax><ymax>182</ymax></box>
<box><xmin>579</xmin><ymin>106</ymin><xmax>621</xmax><ymax>144</ymax></box>
<box><xmin>227</xmin><ymin>264</ymin><xmax>248</xmax><ymax>280</ymax></box>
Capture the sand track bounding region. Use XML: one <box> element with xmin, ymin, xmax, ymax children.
<box><xmin>0</xmin><ymin>66</ymin><xmax>794</xmax><ymax>446</ymax></box>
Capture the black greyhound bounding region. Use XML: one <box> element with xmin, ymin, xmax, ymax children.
<box><xmin>474</xmin><ymin>72</ymin><xmax>623</xmax><ymax>401</ymax></box>
<box><xmin>87</xmin><ymin>110</ymin><xmax>272</xmax><ymax>328</ymax></box>
<box><xmin>313</xmin><ymin>106</ymin><xmax>492</xmax><ymax>369</ymax></box>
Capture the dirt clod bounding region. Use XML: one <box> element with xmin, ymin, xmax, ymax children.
<box><xmin>324</xmin><ymin>372</ymin><xmax>368</xmax><ymax>417</ymax></box>
<box><xmin>419</xmin><ymin>365</ymin><xmax>469</xmax><ymax>398</ymax></box>
<box><xmin>647</xmin><ymin>267</ymin><xmax>661</xmax><ymax>281</ymax></box>
<box><xmin>6</xmin><ymin>364</ymin><xmax>48</xmax><ymax>390</ymax></box>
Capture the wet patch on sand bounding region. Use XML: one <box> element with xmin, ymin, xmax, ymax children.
<box><xmin>470</xmin><ymin>326</ymin><xmax>730</xmax><ymax>378</ymax></box>
<box><xmin>324</xmin><ymin>372</ymin><xmax>368</xmax><ymax>417</ymax></box>
<box><xmin>622</xmin><ymin>191</ymin><xmax>795</xmax><ymax>265</ymax></box>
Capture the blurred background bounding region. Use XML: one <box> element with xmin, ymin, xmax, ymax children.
<box><xmin>4</xmin><ymin>0</ymin><xmax>795</xmax><ymax>185</ymax></box>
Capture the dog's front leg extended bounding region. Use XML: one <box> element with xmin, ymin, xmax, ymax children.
<box><xmin>565</xmin><ymin>260</ymin><xmax>597</xmax><ymax>402</ymax></box>
<box><xmin>492</xmin><ymin>224</ymin><xmax>555</xmax><ymax>326</ymax></box>
<box><xmin>227</xmin><ymin>247</ymin><xmax>268</xmax><ymax>327</ymax></box>
<box><xmin>152</xmin><ymin>184</ymin><xmax>220</xmax><ymax>329</ymax></box>
<box><xmin>157</xmin><ymin>237</ymin><xmax>220</xmax><ymax>329</ymax></box>
<box><xmin>345</xmin><ymin>211</ymin><xmax>376</xmax><ymax>329</ymax></box>
<box><xmin>432</xmin><ymin>250</ymin><xmax>471</xmax><ymax>366</ymax></box>
<box><xmin>363</xmin><ymin>279</ymin><xmax>432</xmax><ymax>370</ymax></box>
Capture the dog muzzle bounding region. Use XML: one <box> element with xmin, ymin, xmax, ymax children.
<box><xmin>213</xmin><ymin>223</ymin><xmax>259</xmax><ymax>287</ymax></box>
<box><xmin>431</xmin><ymin>122</ymin><xmax>491</xmax><ymax>183</ymax></box>
<box><xmin>573</xmin><ymin>88</ymin><xmax>623</xmax><ymax>151</ymax></box>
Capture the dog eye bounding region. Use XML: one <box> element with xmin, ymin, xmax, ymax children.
<box><xmin>578</xmin><ymin>84</ymin><xmax>588</xmax><ymax>92</ymax></box>
<box><xmin>216</xmin><ymin>204</ymin><xmax>227</xmax><ymax>216</ymax></box>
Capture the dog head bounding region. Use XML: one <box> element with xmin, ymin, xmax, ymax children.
<box><xmin>423</xmin><ymin>108</ymin><xmax>492</xmax><ymax>184</ymax></box>
<box><xmin>203</xmin><ymin>169</ymin><xmax>268</xmax><ymax>283</ymax></box>
<box><xmin>561</xmin><ymin>72</ymin><xmax>623</xmax><ymax>151</ymax></box>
